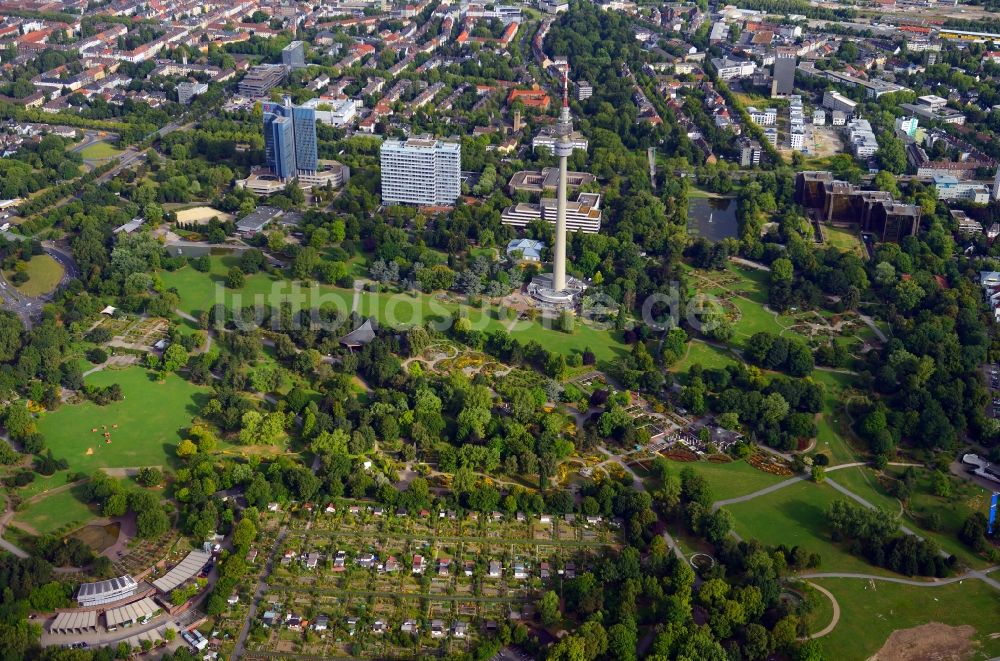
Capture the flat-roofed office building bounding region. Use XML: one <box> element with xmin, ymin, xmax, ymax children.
<box><xmin>380</xmin><ymin>136</ymin><xmax>461</xmax><ymax>206</ymax></box>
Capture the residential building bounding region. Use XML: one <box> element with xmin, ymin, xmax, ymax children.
<box><xmin>739</xmin><ymin>138</ymin><xmax>762</xmax><ymax>166</ymax></box>
<box><xmin>746</xmin><ymin>106</ymin><xmax>776</xmax><ymax>126</ymax></box>
<box><xmin>763</xmin><ymin>127</ymin><xmax>778</xmax><ymax>146</ymax></box>
<box><xmin>508</xmin><ymin>87</ymin><xmax>551</xmax><ymax>110</ymax></box>
<box><xmin>710</xmin><ymin>56</ymin><xmax>756</xmax><ymax>80</ymax></box>
<box><xmin>282</xmin><ymin>41</ymin><xmax>305</xmax><ymax>69</ymax></box>
<box><xmin>831</xmin><ymin>110</ymin><xmax>847</xmax><ymax>126</ymax></box>
<box><xmin>895</xmin><ymin>116</ymin><xmax>919</xmax><ymax>138</ymax></box>
<box><xmin>822</xmin><ymin>90</ymin><xmax>857</xmax><ymax>116</ymax></box>
<box><xmin>846</xmin><ymin>118</ymin><xmax>878</xmax><ymax>158</ymax></box>
<box><xmin>177</xmin><ymin>81</ymin><xmax>207</xmax><ymax>105</ymax></box>
<box><xmin>380</xmin><ymin>135</ymin><xmax>461</xmax><ymax>206</ymax></box>
<box><xmin>576</xmin><ymin>80</ymin><xmax>593</xmax><ymax>101</ymax></box>
<box><xmin>813</xmin><ymin>110</ymin><xmax>825</xmax><ymax>126</ymax></box>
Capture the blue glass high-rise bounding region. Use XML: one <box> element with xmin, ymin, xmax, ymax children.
<box><xmin>262</xmin><ymin>97</ymin><xmax>316</xmax><ymax>179</ymax></box>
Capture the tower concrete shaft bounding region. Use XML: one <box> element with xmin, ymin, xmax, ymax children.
<box><xmin>553</xmin><ymin>66</ymin><xmax>573</xmax><ymax>293</ymax></box>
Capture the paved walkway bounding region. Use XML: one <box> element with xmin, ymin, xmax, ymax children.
<box><xmin>799</xmin><ymin>567</ymin><xmax>1000</xmax><ymax>589</ymax></box>
<box><xmin>801</xmin><ymin>581</ymin><xmax>840</xmax><ymax>639</ymax></box>
<box><xmin>596</xmin><ymin>446</ymin><xmax>685</xmax><ymax>561</ymax></box>
<box><xmin>231</xmin><ymin>526</ymin><xmax>288</xmax><ymax>661</ymax></box>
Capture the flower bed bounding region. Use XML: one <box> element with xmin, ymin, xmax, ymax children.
<box><xmin>748</xmin><ymin>451</ymin><xmax>794</xmax><ymax>476</ymax></box>
<box><xmin>663</xmin><ymin>448</ymin><xmax>699</xmax><ymax>462</ymax></box>
<box><xmin>706</xmin><ymin>454</ymin><xmax>732</xmax><ymax>464</ymax></box>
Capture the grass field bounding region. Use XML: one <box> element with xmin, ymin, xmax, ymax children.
<box><xmin>823</xmin><ymin>225</ymin><xmax>866</xmax><ymax>258</ymax></box>
<box><xmin>79</xmin><ymin>141</ymin><xmax>122</xmax><ymax>160</ymax></box>
<box><xmin>36</xmin><ymin>367</ymin><xmax>208</xmax><ymax>473</ymax></box>
<box><xmin>810</xmin><ymin>577</ymin><xmax>1000</xmax><ymax>660</ymax></box>
<box><xmin>810</xmin><ymin>369</ymin><xmax>859</xmax><ymax>466</ymax></box>
<box><xmin>832</xmin><ymin>465</ymin><xmax>991</xmax><ymax>569</ymax></box>
<box><xmin>667</xmin><ymin>459</ymin><xmax>787</xmax><ymax>501</ymax></box>
<box><xmin>671</xmin><ymin>340</ymin><xmax>738</xmax><ymax>374</ymax></box>
<box><xmin>12</xmin><ymin>482</ymin><xmax>96</xmax><ymax>536</ymax></box>
<box><xmin>161</xmin><ymin>257</ymin><xmax>631</xmax><ymax>365</ymax></box>
<box><xmin>5</xmin><ymin>254</ymin><xmax>64</xmax><ymax>297</ymax></box>
<box><xmin>727</xmin><ymin>480</ymin><xmax>900</xmax><ymax>576</ymax></box>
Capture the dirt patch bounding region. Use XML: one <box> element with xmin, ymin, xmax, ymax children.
<box><xmin>71</xmin><ymin>522</ymin><xmax>121</xmax><ymax>553</ymax></box>
<box><xmin>869</xmin><ymin>622</ymin><xmax>977</xmax><ymax>661</ymax></box>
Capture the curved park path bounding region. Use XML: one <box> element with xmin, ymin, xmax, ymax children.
<box><xmin>708</xmin><ymin>458</ymin><xmax>1000</xmax><ymax>640</ymax></box>
<box><xmin>802</xmin><ymin>581</ymin><xmax>841</xmax><ymax>639</ymax></box>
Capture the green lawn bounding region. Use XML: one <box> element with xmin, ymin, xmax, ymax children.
<box><xmin>161</xmin><ymin>258</ymin><xmax>630</xmax><ymax>365</ymax></box>
<box><xmin>36</xmin><ymin>367</ymin><xmax>208</xmax><ymax>474</ymax></box>
<box><xmin>12</xmin><ymin>482</ymin><xmax>97</xmax><ymax>536</ymax></box>
<box><xmin>810</xmin><ymin>370</ymin><xmax>859</xmax><ymax>466</ymax></box>
<box><xmin>79</xmin><ymin>141</ymin><xmax>122</xmax><ymax>160</ymax></box>
<box><xmin>669</xmin><ymin>459</ymin><xmax>787</xmax><ymax>501</ymax></box>
<box><xmin>5</xmin><ymin>254</ymin><xmax>64</xmax><ymax>297</ymax></box>
<box><xmin>160</xmin><ymin>256</ymin><xmax>355</xmax><ymax>319</ymax></box>
<box><xmin>823</xmin><ymin>225</ymin><xmax>866</xmax><ymax>258</ymax></box>
<box><xmin>727</xmin><ymin>480</ymin><xmax>899</xmax><ymax>576</ymax></box>
<box><xmin>809</xmin><ymin>577</ymin><xmax>1000</xmax><ymax>660</ymax></box>
<box><xmin>671</xmin><ymin>340</ymin><xmax>738</xmax><ymax>374</ymax></box>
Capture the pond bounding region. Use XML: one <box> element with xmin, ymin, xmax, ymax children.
<box><xmin>688</xmin><ymin>196</ymin><xmax>739</xmax><ymax>242</ymax></box>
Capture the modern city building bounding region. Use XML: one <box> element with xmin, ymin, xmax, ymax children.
<box><xmin>895</xmin><ymin>115</ymin><xmax>919</xmax><ymax>138</ymax></box>
<box><xmin>771</xmin><ymin>46</ymin><xmax>796</xmax><ymax>97</ymax></box>
<box><xmin>739</xmin><ymin>138</ymin><xmax>762</xmax><ymax>166</ymax></box>
<box><xmin>933</xmin><ymin>175</ymin><xmax>991</xmax><ymax>204</ymax></box>
<box><xmin>282</xmin><ymin>41</ymin><xmax>306</xmax><ymax>69</ymax></box>
<box><xmin>822</xmin><ymin>90</ymin><xmax>857</xmax><ymax>116</ymax></box>
<box><xmin>262</xmin><ymin>97</ymin><xmax>318</xmax><ymax>179</ymax></box>
<box><xmin>501</xmin><ymin>193</ymin><xmax>602</xmax><ymax>233</ymax></box>
<box><xmin>176</xmin><ymin>81</ymin><xmax>207</xmax><ymax>105</ymax></box>
<box><xmin>380</xmin><ymin>136</ymin><xmax>461</xmax><ymax>206</ymax></box>
<box><xmin>238</xmin><ymin>64</ymin><xmax>287</xmax><ymax>97</ymax></box>
<box><xmin>301</xmin><ymin>97</ymin><xmax>359</xmax><ymax>127</ymax></box>
<box><xmin>846</xmin><ymin>118</ymin><xmax>879</xmax><ymax>158</ymax></box>
<box><xmin>795</xmin><ymin>171</ymin><xmax>922</xmax><ymax>243</ymax></box>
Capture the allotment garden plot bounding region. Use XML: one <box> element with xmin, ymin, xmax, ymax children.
<box><xmin>244</xmin><ymin>508</ymin><xmax>620</xmax><ymax>659</ymax></box>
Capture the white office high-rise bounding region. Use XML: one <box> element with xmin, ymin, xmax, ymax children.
<box><xmin>380</xmin><ymin>136</ymin><xmax>461</xmax><ymax>206</ymax></box>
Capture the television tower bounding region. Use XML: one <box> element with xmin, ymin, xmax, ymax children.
<box><xmin>553</xmin><ymin>66</ymin><xmax>573</xmax><ymax>293</ymax></box>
